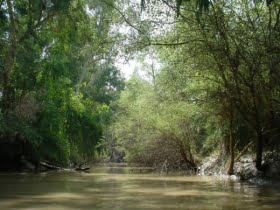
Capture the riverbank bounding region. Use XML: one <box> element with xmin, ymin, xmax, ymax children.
<box><xmin>1</xmin><ymin>144</ymin><xmax>279</xmax><ymax>183</ymax></box>
<box><xmin>199</xmin><ymin>152</ymin><xmax>280</xmax><ymax>182</ymax></box>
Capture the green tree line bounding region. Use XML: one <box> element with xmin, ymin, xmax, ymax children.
<box><xmin>106</xmin><ymin>0</ymin><xmax>280</xmax><ymax>174</ymax></box>
<box><xmin>1</xmin><ymin>0</ymin><xmax>279</xmax><ymax>174</ymax></box>
<box><xmin>0</xmin><ymin>0</ymin><xmax>124</xmax><ymax>169</ymax></box>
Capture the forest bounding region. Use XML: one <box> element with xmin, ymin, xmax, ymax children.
<box><xmin>0</xmin><ymin>0</ymin><xmax>280</xmax><ymax>178</ymax></box>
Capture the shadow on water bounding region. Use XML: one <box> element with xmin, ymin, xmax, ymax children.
<box><xmin>0</xmin><ymin>166</ymin><xmax>280</xmax><ymax>210</ymax></box>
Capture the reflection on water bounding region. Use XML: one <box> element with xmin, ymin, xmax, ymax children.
<box><xmin>0</xmin><ymin>165</ymin><xmax>279</xmax><ymax>210</ymax></box>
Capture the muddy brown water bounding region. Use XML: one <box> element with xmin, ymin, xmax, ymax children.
<box><xmin>0</xmin><ymin>165</ymin><xmax>279</xmax><ymax>210</ymax></box>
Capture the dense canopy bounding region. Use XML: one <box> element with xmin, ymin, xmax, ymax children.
<box><xmin>0</xmin><ymin>0</ymin><xmax>279</xmax><ymax>175</ymax></box>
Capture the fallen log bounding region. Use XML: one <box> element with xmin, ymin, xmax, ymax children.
<box><xmin>40</xmin><ymin>161</ymin><xmax>63</xmax><ymax>170</ymax></box>
<box><xmin>40</xmin><ymin>161</ymin><xmax>90</xmax><ymax>172</ymax></box>
<box><xmin>75</xmin><ymin>167</ymin><xmax>90</xmax><ymax>172</ymax></box>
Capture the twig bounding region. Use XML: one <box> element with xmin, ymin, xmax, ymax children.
<box><xmin>235</xmin><ymin>141</ymin><xmax>253</xmax><ymax>162</ymax></box>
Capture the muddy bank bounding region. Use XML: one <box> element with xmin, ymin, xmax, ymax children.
<box><xmin>199</xmin><ymin>152</ymin><xmax>280</xmax><ymax>182</ymax></box>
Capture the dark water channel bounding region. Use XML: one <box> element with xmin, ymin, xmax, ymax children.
<box><xmin>0</xmin><ymin>165</ymin><xmax>279</xmax><ymax>210</ymax></box>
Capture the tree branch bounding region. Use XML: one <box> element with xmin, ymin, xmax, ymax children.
<box><xmin>101</xmin><ymin>0</ymin><xmax>151</xmax><ymax>45</ymax></box>
<box><xmin>19</xmin><ymin>12</ymin><xmax>56</xmax><ymax>43</ymax></box>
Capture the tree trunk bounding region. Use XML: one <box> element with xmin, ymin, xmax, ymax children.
<box><xmin>227</xmin><ymin>106</ymin><xmax>235</xmax><ymax>175</ymax></box>
<box><xmin>2</xmin><ymin>54</ymin><xmax>16</xmax><ymax>113</ymax></box>
<box><xmin>179</xmin><ymin>147</ymin><xmax>196</xmax><ymax>169</ymax></box>
<box><xmin>1</xmin><ymin>0</ymin><xmax>17</xmax><ymax>113</ymax></box>
<box><xmin>222</xmin><ymin>135</ymin><xmax>230</xmax><ymax>156</ymax></box>
<box><xmin>227</xmin><ymin>128</ymin><xmax>235</xmax><ymax>175</ymax></box>
<box><xmin>256</xmin><ymin>129</ymin><xmax>263</xmax><ymax>171</ymax></box>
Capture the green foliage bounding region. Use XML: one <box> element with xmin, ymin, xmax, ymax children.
<box><xmin>1</xmin><ymin>0</ymin><xmax>279</xmax><ymax>172</ymax></box>
<box><xmin>106</xmin><ymin>0</ymin><xmax>280</xmax><ymax>171</ymax></box>
<box><xmin>141</xmin><ymin>0</ymin><xmax>211</xmax><ymax>14</ymax></box>
<box><xmin>0</xmin><ymin>0</ymin><xmax>124</xmax><ymax>167</ymax></box>
<box><xmin>108</xmin><ymin>74</ymin><xmax>203</xmax><ymax>168</ymax></box>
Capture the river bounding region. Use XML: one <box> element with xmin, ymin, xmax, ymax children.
<box><xmin>0</xmin><ymin>165</ymin><xmax>279</xmax><ymax>210</ymax></box>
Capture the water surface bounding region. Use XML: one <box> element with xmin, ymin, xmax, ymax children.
<box><xmin>0</xmin><ymin>165</ymin><xmax>279</xmax><ymax>210</ymax></box>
